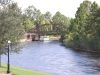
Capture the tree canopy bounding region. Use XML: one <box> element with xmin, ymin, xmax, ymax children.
<box><xmin>63</xmin><ymin>0</ymin><xmax>100</xmax><ymax>52</ymax></box>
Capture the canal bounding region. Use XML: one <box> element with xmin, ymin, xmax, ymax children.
<box><xmin>2</xmin><ymin>41</ymin><xmax>100</xmax><ymax>75</ymax></box>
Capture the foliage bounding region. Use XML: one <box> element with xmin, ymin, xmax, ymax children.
<box><xmin>0</xmin><ymin>1</ymin><xmax>24</xmax><ymax>66</ymax></box>
<box><xmin>0</xmin><ymin>2</ymin><xmax>24</xmax><ymax>51</ymax></box>
<box><xmin>25</xmin><ymin>5</ymin><xmax>43</xmax><ymax>26</ymax></box>
<box><xmin>52</xmin><ymin>11</ymin><xmax>70</xmax><ymax>41</ymax></box>
<box><xmin>67</xmin><ymin>0</ymin><xmax>91</xmax><ymax>48</ymax></box>
<box><xmin>42</xmin><ymin>11</ymin><xmax>52</xmax><ymax>21</ymax></box>
<box><xmin>23</xmin><ymin>18</ymin><xmax>35</xmax><ymax>32</ymax></box>
<box><xmin>52</xmin><ymin>11</ymin><xmax>70</xmax><ymax>26</ymax></box>
<box><xmin>64</xmin><ymin>0</ymin><xmax>100</xmax><ymax>51</ymax></box>
<box><xmin>85</xmin><ymin>1</ymin><xmax>100</xmax><ymax>50</ymax></box>
<box><xmin>41</xmin><ymin>20</ymin><xmax>51</xmax><ymax>25</ymax></box>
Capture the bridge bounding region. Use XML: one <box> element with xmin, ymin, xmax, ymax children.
<box><xmin>25</xmin><ymin>24</ymin><xmax>67</xmax><ymax>41</ymax></box>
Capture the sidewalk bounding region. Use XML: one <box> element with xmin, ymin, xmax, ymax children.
<box><xmin>0</xmin><ymin>72</ymin><xmax>12</xmax><ymax>75</ymax></box>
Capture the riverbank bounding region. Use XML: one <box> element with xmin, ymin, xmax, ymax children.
<box><xmin>20</xmin><ymin>35</ymin><xmax>60</xmax><ymax>42</ymax></box>
<box><xmin>0</xmin><ymin>63</ymin><xmax>51</xmax><ymax>75</ymax></box>
<box><xmin>49</xmin><ymin>36</ymin><xmax>60</xmax><ymax>41</ymax></box>
<box><xmin>63</xmin><ymin>43</ymin><xmax>100</xmax><ymax>54</ymax></box>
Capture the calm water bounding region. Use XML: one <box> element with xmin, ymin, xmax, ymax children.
<box><xmin>2</xmin><ymin>41</ymin><xmax>100</xmax><ymax>75</ymax></box>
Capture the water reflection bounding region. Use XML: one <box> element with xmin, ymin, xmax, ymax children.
<box><xmin>2</xmin><ymin>41</ymin><xmax>100</xmax><ymax>75</ymax></box>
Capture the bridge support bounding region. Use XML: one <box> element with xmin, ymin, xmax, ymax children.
<box><xmin>25</xmin><ymin>33</ymin><xmax>36</xmax><ymax>41</ymax></box>
<box><xmin>32</xmin><ymin>35</ymin><xmax>40</xmax><ymax>41</ymax></box>
<box><xmin>27</xmin><ymin>35</ymin><xmax>32</xmax><ymax>39</ymax></box>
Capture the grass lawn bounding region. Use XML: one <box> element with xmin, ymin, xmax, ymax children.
<box><xmin>19</xmin><ymin>39</ymin><xmax>26</xmax><ymax>42</ymax></box>
<box><xmin>0</xmin><ymin>63</ymin><xmax>52</xmax><ymax>75</ymax></box>
<box><xmin>49</xmin><ymin>35</ymin><xmax>60</xmax><ymax>38</ymax></box>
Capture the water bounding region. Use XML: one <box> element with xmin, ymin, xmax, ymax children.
<box><xmin>2</xmin><ymin>41</ymin><xmax>100</xmax><ymax>75</ymax></box>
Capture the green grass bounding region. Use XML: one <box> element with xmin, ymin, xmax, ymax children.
<box><xmin>49</xmin><ymin>35</ymin><xmax>60</xmax><ymax>39</ymax></box>
<box><xmin>19</xmin><ymin>39</ymin><xmax>26</xmax><ymax>42</ymax></box>
<box><xmin>0</xmin><ymin>63</ymin><xmax>52</xmax><ymax>75</ymax></box>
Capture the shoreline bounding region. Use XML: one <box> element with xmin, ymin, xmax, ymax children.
<box><xmin>0</xmin><ymin>63</ymin><xmax>51</xmax><ymax>75</ymax></box>
<box><xmin>20</xmin><ymin>37</ymin><xmax>60</xmax><ymax>42</ymax></box>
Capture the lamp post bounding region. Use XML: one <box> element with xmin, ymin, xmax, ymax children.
<box><xmin>7</xmin><ymin>40</ymin><xmax>11</xmax><ymax>74</ymax></box>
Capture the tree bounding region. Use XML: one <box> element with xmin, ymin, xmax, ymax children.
<box><xmin>23</xmin><ymin>18</ymin><xmax>35</xmax><ymax>32</ymax></box>
<box><xmin>40</xmin><ymin>12</ymin><xmax>52</xmax><ymax>33</ymax></box>
<box><xmin>24</xmin><ymin>5</ymin><xmax>42</xmax><ymax>26</ymax></box>
<box><xmin>86</xmin><ymin>1</ymin><xmax>100</xmax><ymax>50</ymax></box>
<box><xmin>24</xmin><ymin>5</ymin><xmax>36</xmax><ymax>17</ymax></box>
<box><xmin>24</xmin><ymin>5</ymin><xmax>43</xmax><ymax>37</ymax></box>
<box><xmin>65</xmin><ymin>0</ymin><xmax>92</xmax><ymax>48</ymax></box>
<box><xmin>40</xmin><ymin>12</ymin><xmax>52</xmax><ymax>25</ymax></box>
<box><xmin>0</xmin><ymin>2</ymin><xmax>24</xmax><ymax>66</ymax></box>
<box><xmin>42</xmin><ymin>11</ymin><xmax>52</xmax><ymax>23</ymax></box>
<box><xmin>74</xmin><ymin>0</ymin><xmax>91</xmax><ymax>48</ymax></box>
<box><xmin>52</xmin><ymin>11</ymin><xmax>63</xmax><ymax>24</ymax></box>
<box><xmin>0</xmin><ymin>0</ymin><xmax>11</xmax><ymax>5</ymax></box>
<box><xmin>52</xmin><ymin>11</ymin><xmax>70</xmax><ymax>43</ymax></box>
<box><xmin>52</xmin><ymin>11</ymin><xmax>70</xmax><ymax>26</ymax></box>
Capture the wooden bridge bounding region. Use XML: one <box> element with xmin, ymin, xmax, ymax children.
<box><xmin>25</xmin><ymin>24</ymin><xmax>67</xmax><ymax>41</ymax></box>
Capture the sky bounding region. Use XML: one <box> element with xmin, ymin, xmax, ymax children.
<box><xmin>14</xmin><ymin>0</ymin><xmax>100</xmax><ymax>18</ymax></box>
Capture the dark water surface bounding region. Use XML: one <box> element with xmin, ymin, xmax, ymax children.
<box><xmin>2</xmin><ymin>41</ymin><xmax>100</xmax><ymax>75</ymax></box>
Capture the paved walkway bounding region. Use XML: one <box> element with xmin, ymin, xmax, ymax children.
<box><xmin>0</xmin><ymin>72</ymin><xmax>12</xmax><ymax>75</ymax></box>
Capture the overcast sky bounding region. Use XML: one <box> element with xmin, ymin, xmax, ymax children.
<box><xmin>14</xmin><ymin>0</ymin><xmax>100</xmax><ymax>18</ymax></box>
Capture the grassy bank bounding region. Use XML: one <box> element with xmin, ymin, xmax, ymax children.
<box><xmin>49</xmin><ymin>35</ymin><xmax>60</xmax><ymax>41</ymax></box>
<box><xmin>19</xmin><ymin>38</ymin><xmax>26</xmax><ymax>42</ymax></box>
<box><xmin>0</xmin><ymin>63</ymin><xmax>51</xmax><ymax>75</ymax></box>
